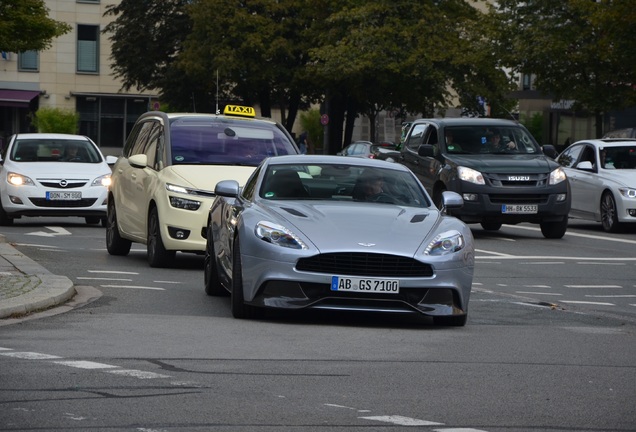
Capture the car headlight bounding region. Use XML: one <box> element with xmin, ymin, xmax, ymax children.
<box><xmin>618</xmin><ymin>187</ymin><xmax>636</xmax><ymax>199</ymax></box>
<box><xmin>166</xmin><ymin>183</ymin><xmax>203</xmax><ymax>210</ymax></box>
<box><xmin>255</xmin><ymin>221</ymin><xmax>308</xmax><ymax>250</ymax></box>
<box><xmin>549</xmin><ymin>167</ymin><xmax>567</xmax><ymax>185</ymax></box>
<box><xmin>424</xmin><ymin>230</ymin><xmax>465</xmax><ymax>256</ymax></box>
<box><xmin>458</xmin><ymin>166</ymin><xmax>485</xmax><ymax>185</ymax></box>
<box><xmin>7</xmin><ymin>172</ymin><xmax>35</xmax><ymax>186</ymax></box>
<box><xmin>92</xmin><ymin>174</ymin><xmax>111</xmax><ymax>187</ymax></box>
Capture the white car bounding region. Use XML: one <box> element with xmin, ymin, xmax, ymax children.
<box><xmin>556</xmin><ymin>138</ymin><xmax>636</xmax><ymax>232</ymax></box>
<box><xmin>106</xmin><ymin>105</ymin><xmax>300</xmax><ymax>268</ymax></box>
<box><xmin>0</xmin><ymin>133</ymin><xmax>116</xmax><ymax>226</ymax></box>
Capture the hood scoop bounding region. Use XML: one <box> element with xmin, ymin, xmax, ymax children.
<box><xmin>410</xmin><ymin>214</ymin><xmax>428</xmax><ymax>223</ymax></box>
<box><xmin>281</xmin><ymin>207</ymin><xmax>308</xmax><ymax>218</ymax></box>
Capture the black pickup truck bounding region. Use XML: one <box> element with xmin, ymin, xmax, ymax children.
<box><xmin>397</xmin><ymin>118</ymin><xmax>571</xmax><ymax>238</ymax></box>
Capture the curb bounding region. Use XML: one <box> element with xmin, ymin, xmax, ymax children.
<box><xmin>0</xmin><ymin>240</ymin><xmax>76</xmax><ymax>319</ymax></box>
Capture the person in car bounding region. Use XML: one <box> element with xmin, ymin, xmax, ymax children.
<box><xmin>491</xmin><ymin>130</ymin><xmax>517</xmax><ymax>151</ymax></box>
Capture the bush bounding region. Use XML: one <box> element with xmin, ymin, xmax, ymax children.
<box><xmin>520</xmin><ymin>112</ymin><xmax>543</xmax><ymax>143</ymax></box>
<box><xmin>298</xmin><ymin>109</ymin><xmax>324</xmax><ymax>154</ymax></box>
<box><xmin>31</xmin><ymin>107</ymin><xmax>79</xmax><ymax>133</ymax></box>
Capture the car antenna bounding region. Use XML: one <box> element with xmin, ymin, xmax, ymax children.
<box><xmin>215</xmin><ymin>69</ymin><xmax>220</xmax><ymax>115</ymax></box>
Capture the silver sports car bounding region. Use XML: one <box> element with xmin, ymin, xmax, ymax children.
<box><xmin>204</xmin><ymin>155</ymin><xmax>475</xmax><ymax>326</ymax></box>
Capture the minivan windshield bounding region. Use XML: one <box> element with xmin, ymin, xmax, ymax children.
<box><xmin>443</xmin><ymin>126</ymin><xmax>541</xmax><ymax>155</ymax></box>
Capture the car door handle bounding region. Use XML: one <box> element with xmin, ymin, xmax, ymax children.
<box><xmin>131</xmin><ymin>173</ymin><xmax>137</xmax><ymax>180</ymax></box>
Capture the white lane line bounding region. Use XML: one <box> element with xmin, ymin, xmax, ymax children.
<box><xmin>524</xmin><ymin>285</ymin><xmax>551</xmax><ymax>288</ymax></box>
<box><xmin>576</xmin><ymin>262</ymin><xmax>626</xmax><ymax>266</ymax></box>
<box><xmin>324</xmin><ymin>403</ymin><xmax>357</xmax><ymax>410</ymax></box>
<box><xmin>506</xmin><ymin>224</ymin><xmax>636</xmax><ymax>244</ymax></box>
<box><xmin>100</xmin><ymin>285</ymin><xmax>165</xmax><ymax>290</ymax></box>
<box><xmin>14</xmin><ymin>243</ymin><xmax>61</xmax><ymax>248</ymax></box>
<box><xmin>106</xmin><ymin>369</ymin><xmax>171</xmax><ymax>379</ymax></box>
<box><xmin>53</xmin><ymin>360</ymin><xmax>119</xmax><ymax>369</ymax></box>
<box><xmin>585</xmin><ymin>295</ymin><xmax>636</xmax><ymax>298</ymax></box>
<box><xmin>360</xmin><ymin>415</ymin><xmax>443</xmax><ymax>426</ymax></box>
<box><xmin>475</xmin><ymin>249</ymin><xmax>514</xmax><ymax>257</ymax></box>
<box><xmin>560</xmin><ymin>300</ymin><xmax>615</xmax><ymax>306</ymax></box>
<box><xmin>0</xmin><ymin>347</ymin><xmax>13</xmax><ymax>351</ymax></box>
<box><xmin>77</xmin><ymin>277</ymin><xmax>133</xmax><ymax>281</ymax></box>
<box><xmin>434</xmin><ymin>429</ymin><xmax>490</xmax><ymax>432</ymax></box>
<box><xmin>516</xmin><ymin>292</ymin><xmax>562</xmax><ymax>296</ymax></box>
<box><xmin>153</xmin><ymin>280</ymin><xmax>182</xmax><ymax>284</ymax></box>
<box><xmin>477</xmin><ymin>256</ymin><xmax>636</xmax><ymax>261</ymax></box>
<box><xmin>88</xmin><ymin>270</ymin><xmax>139</xmax><ymax>274</ymax></box>
<box><xmin>521</xmin><ymin>262</ymin><xmax>564</xmax><ymax>265</ymax></box>
<box><xmin>0</xmin><ymin>352</ymin><xmax>62</xmax><ymax>360</ymax></box>
<box><xmin>565</xmin><ymin>285</ymin><xmax>622</xmax><ymax>288</ymax></box>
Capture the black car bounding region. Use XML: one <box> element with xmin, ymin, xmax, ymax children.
<box><xmin>338</xmin><ymin>140</ymin><xmax>398</xmax><ymax>160</ymax></box>
<box><xmin>397</xmin><ymin>118</ymin><xmax>571</xmax><ymax>239</ymax></box>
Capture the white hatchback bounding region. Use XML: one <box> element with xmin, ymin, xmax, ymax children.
<box><xmin>0</xmin><ymin>133</ymin><xmax>116</xmax><ymax>226</ymax></box>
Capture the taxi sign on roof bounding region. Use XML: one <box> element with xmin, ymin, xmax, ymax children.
<box><xmin>223</xmin><ymin>105</ymin><xmax>256</xmax><ymax>118</ymax></box>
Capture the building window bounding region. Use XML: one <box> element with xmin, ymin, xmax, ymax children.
<box><xmin>77</xmin><ymin>24</ymin><xmax>99</xmax><ymax>73</ymax></box>
<box><xmin>522</xmin><ymin>73</ymin><xmax>532</xmax><ymax>91</ymax></box>
<box><xmin>18</xmin><ymin>51</ymin><xmax>39</xmax><ymax>72</ymax></box>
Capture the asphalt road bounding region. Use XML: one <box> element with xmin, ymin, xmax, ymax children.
<box><xmin>0</xmin><ymin>217</ymin><xmax>634</xmax><ymax>432</ymax></box>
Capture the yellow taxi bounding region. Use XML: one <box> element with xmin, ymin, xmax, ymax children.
<box><xmin>106</xmin><ymin>105</ymin><xmax>300</xmax><ymax>267</ymax></box>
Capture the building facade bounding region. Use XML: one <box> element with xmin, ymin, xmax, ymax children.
<box><xmin>0</xmin><ymin>0</ymin><xmax>157</xmax><ymax>151</ymax></box>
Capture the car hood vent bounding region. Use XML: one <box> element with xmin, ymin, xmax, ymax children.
<box><xmin>410</xmin><ymin>214</ymin><xmax>428</xmax><ymax>223</ymax></box>
<box><xmin>281</xmin><ymin>207</ymin><xmax>308</xmax><ymax>217</ymax></box>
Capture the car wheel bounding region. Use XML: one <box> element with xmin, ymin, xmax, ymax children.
<box><xmin>540</xmin><ymin>217</ymin><xmax>568</xmax><ymax>239</ymax></box>
<box><xmin>480</xmin><ymin>221</ymin><xmax>502</xmax><ymax>231</ymax></box>
<box><xmin>147</xmin><ymin>207</ymin><xmax>175</xmax><ymax>268</ymax></box>
<box><xmin>204</xmin><ymin>227</ymin><xmax>227</xmax><ymax>296</ymax></box>
<box><xmin>85</xmin><ymin>216</ymin><xmax>101</xmax><ymax>225</ymax></box>
<box><xmin>433</xmin><ymin>314</ymin><xmax>467</xmax><ymax>327</ymax></box>
<box><xmin>0</xmin><ymin>200</ymin><xmax>14</xmax><ymax>226</ymax></box>
<box><xmin>600</xmin><ymin>192</ymin><xmax>621</xmax><ymax>233</ymax></box>
<box><xmin>106</xmin><ymin>200</ymin><xmax>132</xmax><ymax>256</ymax></box>
<box><xmin>231</xmin><ymin>237</ymin><xmax>259</xmax><ymax>319</ymax></box>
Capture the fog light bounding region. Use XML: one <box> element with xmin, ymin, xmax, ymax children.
<box><xmin>462</xmin><ymin>193</ymin><xmax>478</xmax><ymax>201</ymax></box>
<box><xmin>556</xmin><ymin>193</ymin><xmax>567</xmax><ymax>202</ymax></box>
<box><xmin>168</xmin><ymin>226</ymin><xmax>190</xmax><ymax>239</ymax></box>
<box><xmin>628</xmin><ymin>209</ymin><xmax>636</xmax><ymax>217</ymax></box>
<box><xmin>9</xmin><ymin>196</ymin><xmax>23</xmax><ymax>204</ymax></box>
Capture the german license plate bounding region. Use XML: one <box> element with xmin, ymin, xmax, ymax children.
<box><xmin>46</xmin><ymin>191</ymin><xmax>81</xmax><ymax>200</ymax></box>
<box><xmin>331</xmin><ymin>276</ymin><xmax>399</xmax><ymax>293</ymax></box>
<box><xmin>501</xmin><ymin>204</ymin><xmax>537</xmax><ymax>214</ymax></box>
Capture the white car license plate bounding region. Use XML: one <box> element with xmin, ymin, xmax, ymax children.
<box><xmin>331</xmin><ymin>276</ymin><xmax>399</xmax><ymax>293</ymax></box>
<box><xmin>501</xmin><ymin>204</ymin><xmax>537</xmax><ymax>214</ymax></box>
<box><xmin>46</xmin><ymin>191</ymin><xmax>82</xmax><ymax>200</ymax></box>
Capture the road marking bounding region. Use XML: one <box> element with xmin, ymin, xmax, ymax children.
<box><xmin>565</xmin><ymin>285</ymin><xmax>622</xmax><ymax>288</ymax></box>
<box><xmin>100</xmin><ymin>285</ymin><xmax>166</xmax><ymax>290</ymax></box>
<box><xmin>14</xmin><ymin>243</ymin><xmax>61</xmax><ymax>248</ymax></box>
<box><xmin>154</xmin><ymin>280</ymin><xmax>182</xmax><ymax>284</ymax></box>
<box><xmin>359</xmin><ymin>415</ymin><xmax>443</xmax><ymax>426</ymax></box>
<box><xmin>560</xmin><ymin>300</ymin><xmax>615</xmax><ymax>306</ymax></box>
<box><xmin>585</xmin><ymin>295</ymin><xmax>636</xmax><ymax>298</ymax></box>
<box><xmin>77</xmin><ymin>277</ymin><xmax>133</xmax><ymax>281</ymax></box>
<box><xmin>505</xmin><ymin>224</ymin><xmax>636</xmax><ymax>244</ymax></box>
<box><xmin>0</xmin><ymin>352</ymin><xmax>61</xmax><ymax>360</ymax></box>
<box><xmin>516</xmin><ymin>291</ymin><xmax>562</xmax><ymax>296</ymax></box>
<box><xmin>25</xmin><ymin>226</ymin><xmax>71</xmax><ymax>237</ymax></box>
<box><xmin>477</xmin><ymin>256</ymin><xmax>636</xmax><ymax>261</ymax></box>
<box><xmin>53</xmin><ymin>360</ymin><xmax>119</xmax><ymax>369</ymax></box>
<box><xmin>106</xmin><ymin>369</ymin><xmax>171</xmax><ymax>379</ymax></box>
<box><xmin>88</xmin><ymin>270</ymin><xmax>139</xmax><ymax>275</ymax></box>
<box><xmin>434</xmin><ymin>429</ymin><xmax>489</xmax><ymax>432</ymax></box>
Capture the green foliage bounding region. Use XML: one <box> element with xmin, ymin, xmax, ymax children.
<box><xmin>520</xmin><ymin>112</ymin><xmax>543</xmax><ymax>143</ymax></box>
<box><xmin>31</xmin><ymin>108</ymin><xmax>79</xmax><ymax>134</ymax></box>
<box><xmin>0</xmin><ymin>0</ymin><xmax>71</xmax><ymax>52</ymax></box>
<box><xmin>298</xmin><ymin>109</ymin><xmax>324</xmax><ymax>153</ymax></box>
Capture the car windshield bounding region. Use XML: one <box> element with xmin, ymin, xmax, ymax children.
<box><xmin>443</xmin><ymin>125</ymin><xmax>541</xmax><ymax>155</ymax></box>
<box><xmin>601</xmin><ymin>145</ymin><xmax>636</xmax><ymax>169</ymax></box>
<box><xmin>169</xmin><ymin>118</ymin><xmax>297</xmax><ymax>166</ymax></box>
<box><xmin>10</xmin><ymin>139</ymin><xmax>102</xmax><ymax>163</ymax></box>
<box><xmin>259</xmin><ymin>163</ymin><xmax>431</xmax><ymax>208</ymax></box>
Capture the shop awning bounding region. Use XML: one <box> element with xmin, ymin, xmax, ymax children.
<box><xmin>0</xmin><ymin>89</ymin><xmax>41</xmax><ymax>108</ymax></box>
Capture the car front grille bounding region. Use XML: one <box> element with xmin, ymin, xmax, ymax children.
<box><xmin>485</xmin><ymin>173</ymin><xmax>549</xmax><ymax>187</ymax></box>
<box><xmin>296</xmin><ymin>253</ymin><xmax>434</xmax><ymax>277</ymax></box>
<box><xmin>38</xmin><ymin>181</ymin><xmax>88</xmax><ymax>189</ymax></box>
<box><xmin>29</xmin><ymin>198</ymin><xmax>98</xmax><ymax>208</ymax></box>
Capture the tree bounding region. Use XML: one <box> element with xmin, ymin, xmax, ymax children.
<box><xmin>488</xmin><ymin>0</ymin><xmax>636</xmax><ymax>137</ymax></box>
<box><xmin>0</xmin><ymin>0</ymin><xmax>71</xmax><ymax>52</ymax></box>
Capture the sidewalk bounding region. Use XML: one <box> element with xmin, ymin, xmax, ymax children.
<box><xmin>0</xmin><ymin>236</ymin><xmax>75</xmax><ymax>319</ymax></box>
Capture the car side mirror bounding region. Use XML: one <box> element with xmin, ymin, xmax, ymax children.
<box><xmin>417</xmin><ymin>144</ymin><xmax>436</xmax><ymax>157</ymax></box>
<box><xmin>215</xmin><ymin>179</ymin><xmax>240</xmax><ymax>197</ymax></box>
<box><xmin>576</xmin><ymin>161</ymin><xmax>594</xmax><ymax>171</ymax></box>
<box><xmin>128</xmin><ymin>153</ymin><xmax>148</xmax><ymax>169</ymax></box>
<box><xmin>105</xmin><ymin>155</ymin><xmax>118</xmax><ymax>166</ymax></box>
<box><xmin>542</xmin><ymin>144</ymin><xmax>558</xmax><ymax>159</ymax></box>
<box><xmin>441</xmin><ymin>190</ymin><xmax>463</xmax><ymax>214</ymax></box>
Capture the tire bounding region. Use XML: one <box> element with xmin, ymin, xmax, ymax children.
<box><xmin>0</xmin><ymin>200</ymin><xmax>14</xmax><ymax>226</ymax></box>
<box><xmin>204</xmin><ymin>227</ymin><xmax>227</xmax><ymax>296</ymax></box>
<box><xmin>433</xmin><ymin>314</ymin><xmax>468</xmax><ymax>327</ymax></box>
<box><xmin>85</xmin><ymin>216</ymin><xmax>101</xmax><ymax>225</ymax></box>
<box><xmin>106</xmin><ymin>200</ymin><xmax>132</xmax><ymax>256</ymax></box>
<box><xmin>600</xmin><ymin>192</ymin><xmax>621</xmax><ymax>233</ymax></box>
<box><xmin>540</xmin><ymin>217</ymin><xmax>568</xmax><ymax>239</ymax></box>
<box><xmin>231</xmin><ymin>237</ymin><xmax>259</xmax><ymax>319</ymax></box>
<box><xmin>147</xmin><ymin>207</ymin><xmax>175</xmax><ymax>268</ymax></box>
<box><xmin>480</xmin><ymin>221</ymin><xmax>502</xmax><ymax>231</ymax></box>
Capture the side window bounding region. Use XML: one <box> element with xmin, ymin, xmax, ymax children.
<box><xmin>557</xmin><ymin>144</ymin><xmax>583</xmax><ymax>168</ymax></box>
<box><xmin>144</xmin><ymin>123</ymin><xmax>162</xmax><ymax>171</ymax></box>
<box><xmin>406</xmin><ymin>124</ymin><xmax>429</xmax><ymax>151</ymax></box>
<box><xmin>579</xmin><ymin>145</ymin><xmax>596</xmax><ymax>167</ymax></box>
<box><xmin>241</xmin><ymin>165</ymin><xmax>262</xmax><ymax>200</ymax></box>
<box><xmin>130</xmin><ymin>121</ymin><xmax>155</xmax><ymax>156</ymax></box>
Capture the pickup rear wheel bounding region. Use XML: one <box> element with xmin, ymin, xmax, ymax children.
<box><xmin>540</xmin><ymin>217</ymin><xmax>568</xmax><ymax>239</ymax></box>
